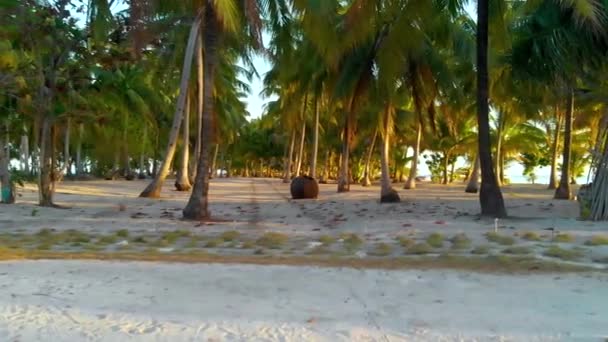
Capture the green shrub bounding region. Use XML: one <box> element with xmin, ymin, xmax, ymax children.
<box><xmin>554</xmin><ymin>233</ymin><xmax>575</xmax><ymax>243</ymax></box>
<box><xmin>162</xmin><ymin>230</ymin><xmax>191</xmax><ymax>243</ymax></box>
<box><xmin>471</xmin><ymin>245</ymin><xmax>491</xmax><ymax>255</ymax></box>
<box><xmin>319</xmin><ymin>235</ymin><xmax>336</xmax><ymax>246</ymax></box>
<box><xmin>369</xmin><ymin>243</ymin><xmax>392</xmax><ymax>256</ymax></box>
<box><xmin>396</xmin><ymin>236</ymin><xmax>415</xmax><ymax>248</ymax></box>
<box><xmin>585</xmin><ymin>235</ymin><xmax>608</xmax><ymax>246</ymax></box>
<box><xmin>220</xmin><ymin>230</ymin><xmax>241</xmax><ymax>242</ymax></box>
<box><xmin>521</xmin><ymin>231</ymin><xmax>541</xmax><ymax>241</ymax></box>
<box><xmin>450</xmin><ymin>233</ymin><xmax>471</xmax><ymax>250</ymax></box>
<box><xmin>406</xmin><ymin>242</ymin><xmax>433</xmax><ymax>255</ymax></box>
<box><xmin>502</xmin><ymin>246</ymin><xmax>533</xmax><ymax>255</ymax></box>
<box><xmin>486</xmin><ymin>232</ymin><xmax>515</xmax><ymax>245</ymax></box>
<box><xmin>544</xmin><ymin>246</ymin><xmax>584</xmax><ymax>261</ymax></box>
<box><xmin>115</xmin><ymin>229</ymin><xmax>129</xmax><ymax>238</ymax></box>
<box><xmin>256</xmin><ymin>232</ymin><xmax>289</xmax><ymax>249</ymax></box>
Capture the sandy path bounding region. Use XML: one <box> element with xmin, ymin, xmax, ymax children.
<box><xmin>0</xmin><ymin>260</ymin><xmax>606</xmax><ymax>341</ymax></box>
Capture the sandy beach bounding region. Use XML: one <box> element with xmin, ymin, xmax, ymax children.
<box><xmin>1</xmin><ymin>260</ymin><xmax>607</xmax><ymax>341</ymax></box>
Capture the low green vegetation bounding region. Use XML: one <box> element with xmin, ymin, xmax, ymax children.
<box><xmin>406</xmin><ymin>242</ymin><xmax>433</xmax><ymax>255</ymax></box>
<box><xmin>471</xmin><ymin>245</ymin><xmax>491</xmax><ymax>255</ymax></box>
<box><xmin>369</xmin><ymin>243</ymin><xmax>392</xmax><ymax>256</ymax></box>
<box><xmin>521</xmin><ymin>231</ymin><xmax>541</xmax><ymax>241</ymax></box>
<box><xmin>340</xmin><ymin>233</ymin><xmax>363</xmax><ymax>252</ymax></box>
<box><xmin>205</xmin><ymin>239</ymin><xmax>224</xmax><ymax>248</ymax></box>
<box><xmin>502</xmin><ymin>246</ymin><xmax>533</xmax><ymax>255</ymax></box>
<box><xmin>486</xmin><ymin>232</ymin><xmax>515</xmax><ymax>246</ymax></box>
<box><xmin>241</xmin><ymin>240</ymin><xmax>256</xmax><ymax>249</ymax></box>
<box><xmin>553</xmin><ymin>233</ymin><xmax>575</xmax><ymax>243</ymax></box>
<box><xmin>256</xmin><ymin>232</ymin><xmax>289</xmax><ymax>249</ymax></box>
<box><xmin>115</xmin><ymin>229</ymin><xmax>129</xmax><ymax>238</ymax></box>
<box><xmin>585</xmin><ymin>235</ymin><xmax>608</xmax><ymax>246</ymax></box>
<box><xmin>396</xmin><ymin>236</ymin><xmax>416</xmax><ymax>248</ymax></box>
<box><xmin>161</xmin><ymin>230</ymin><xmax>191</xmax><ymax>244</ymax></box>
<box><xmin>319</xmin><ymin>235</ymin><xmax>336</xmax><ymax>246</ymax></box>
<box><xmin>426</xmin><ymin>233</ymin><xmax>445</xmax><ymax>248</ymax></box>
<box><xmin>450</xmin><ymin>233</ymin><xmax>471</xmax><ymax>250</ymax></box>
<box><xmin>543</xmin><ymin>246</ymin><xmax>584</xmax><ymax>261</ymax></box>
<box><xmin>98</xmin><ymin>235</ymin><xmax>118</xmax><ymax>245</ymax></box>
<box><xmin>219</xmin><ymin>230</ymin><xmax>241</xmax><ymax>242</ymax></box>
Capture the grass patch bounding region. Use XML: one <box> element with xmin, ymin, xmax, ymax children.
<box><xmin>185</xmin><ymin>238</ymin><xmax>199</xmax><ymax>248</ymax></box>
<box><xmin>319</xmin><ymin>235</ymin><xmax>336</xmax><ymax>246</ymax></box>
<box><xmin>521</xmin><ymin>231</ymin><xmax>541</xmax><ymax>241</ymax></box>
<box><xmin>396</xmin><ymin>236</ymin><xmax>415</xmax><ymax>248</ymax></box>
<box><xmin>205</xmin><ymin>239</ymin><xmax>224</xmax><ymax>248</ymax></box>
<box><xmin>256</xmin><ymin>232</ymin><xmax>289</xmax><ymax>249</ymax></box>
<box><xmin>450</xmin><ymin>233</ymin><xmax>471</xmax><ymax>250</ymax></box>
<box><xmin>426</xmin><ymin>233</ymin><xmax>445</xmax><ymax>248</ymax></box>
<box><xmin>544</xmin><ymin>246</ymin><xmax>584</xmax><ymax>261</ymax></box>
<box><xmin>162</xmin><ymin>230</ymin><xmax>191</xmax><ymax>244</ymax></box>
<box><xmin>585</xmin><ymin>235</ymin><xmax>608</xmax><ymax>246</ymax></box>
<box><xmin>219</xmin><ymin>230</ymin><xmax>240</xmax><ymax>242</ymax></box>
<box><xmin>340</xmin><ymin>233</ymin><xmax>363</xmax><ymax>252</ymax></box>
<box><xmin>502</xmin><ymin>246</ymin><xmax>533</xmax><ymax>255</ymax></box>
<box><xmin>307</xmin><ymin>245</ymin><xmax>331</xmax><ymax>255</ymax></box>
<box><xmin>115</xmin><ymin>229</ymin><xmax>129</xmax><ymax>238</ymax></box>
<box><xmin>36</xmin><ymin>242</ymin><xmax>53</xmax><ymax>250</ymax></box>
<box><xmin>486</xmin><ymin>232</ymin><xmax>515</xmax><ymax>246</ymax></box>
<box><xmin>406</xmin><ymin>242</ymin><xmax>433</xmax><ymax>255</ymax></box>
<box><xmin>369</xmin><ymin>243</ymin><xmax>392</xmax><ymax>256</ymax></box>
<box><xmin>97</xmin><ymin>235</ymin><xmax>118</xmax><ymax>245</ymax></box>
<box><xmin>241</xmin><ymin>240</ymin><xmax>256</xmax><ymax>249</ymax></box>
<box><xmin>471</xmin><ymin>245</ymin><xmax>491</xmax><ymax>255</ymax></box>
<box><xmin>553</xmin><ymin>233</ymin><xmax>575</xmax><ymax>243</ymax></box>
<box><xmin>131</xmin><ymin>236</ymin><xmax>147</xmax><ymax>244</ymax></box>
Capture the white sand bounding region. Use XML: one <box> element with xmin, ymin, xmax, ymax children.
<box><xmin>0</xmin><ymin>260</ymin><xmax>607</xmax><ymax>341</ymax></box>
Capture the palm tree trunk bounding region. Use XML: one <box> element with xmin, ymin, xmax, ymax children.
<box><xmin>63</xmin><ymin>117</ymin><xmax>70</xmax><ymax>176</ymax></box>
<box><xmin>194</xmin><ymin>33</ymin><xmax>203</xmax><ymax>178</ymax></box>
<box><xmin>283</xmin><ymin>130</ymin><xmax>295</xmax><ymax>183</ymax></box>
<box><xmin>465</xmin><ymin>155</ymin><xmax>480</xmax><ymax>193</ymax></box>
<box><xmin>176</xmin><ymin>94</ymin><xmax>192</xmax><ymax>191</ymax></box>
<box><xmin>183</xmin><ymin>7</ymin><xmax>218</xmax><ymax>220</ymax></box>
<box><xmin>442</xmin><ymin>153</ymin><xmax>449</xmax><ymax>185</ymax></box>
<box><xmin>362</xmin><ymin>128</ymin><xmax>378</xmax><ymax>186</ymax></box>
<box><xmin>140</xmin><ymin>10</ymin><xmax>202</xmax><ymax>198</ymax></box>
<box><xmin>555</xmin><ymin>89</ymin><xmax>574</xmax><ymax>199</ymax></box>
<box><xmin>404</xmin><ymin>122</ymin><xmax>422</xmax><ymax>189</ymax></box>
<box><xmin>310</xmin><ymin>93</ymin><xmax>319</xmax><ymax>179</ymax></box>
<box><xmin>20</xmin><ymin>132</ymin><xmax>29</xmax><ymax>174</ymax></box>
<box><xmin>548</xmin><ymin>107</ymin><xmax>561</xmax><ymax>189</ymax></box>
<box><xmin>39</xmin><ymin>116</ymin><xmax>54</xmax><ymax>206</ymax></box>
<box><xmin>0</xmin><ymin>125</ymin><xmax>14</xmax><ymax>204</ymax></box>
<box><xmin>477</xmin><ymin>0</ymin><xmax>506</xmax><ymax>217</ymax></box>
<box><xmin>337</xmin><ymin>116</ymin><xmax>352</xmax><ymax>192</ymax></box>
<box><xmin>380</xmin><ymin>104</ymin><xmax>400</xmax><ymax>203</ymax></box>
<box><xmin>210</xmin><ymin>144</ymin><xmax>219</xmax><ymax>178</ymax></box>
<box><xmin>138</xmin><ymin>125</ymin><xmax>146</xmax><ymax>178</ymax></box>
<box><xmin>75</xmin><ymin>123</ymin><xmax>83</xmax><ymax>175</ymax></box>
<box><xmin>295</xmin><ymin>119</ymin><xmax>306</xmax><ymax>176</ymax></box>
<box><xmin>319</xmin><ymin>150</ymin><xmax>330</xmax><ymax>183</ymax></box>
<box><xmin>495</xmin><ymin>113</ymin><xmax>503</xmax><ymax>187</ymax></box>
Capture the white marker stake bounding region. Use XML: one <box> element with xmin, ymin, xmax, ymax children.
<box><xmin>494</xmin><ymin>218</ymin><xmax>499</xmax><ymax>233</ymax></box>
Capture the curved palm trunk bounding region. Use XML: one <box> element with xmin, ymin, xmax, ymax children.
<box><xmin>209</xmin><ymin>144</ymin><xmax>219</xmax><ymax>178</ymax></box>
<box><xmin>337</xmin><ymin>116</ymin><xmax>352</xmax><ymax>192</ymax></box>
<box><xmin>555</xmin><ymin>89</ymin><xmax>574</xmax><ymax>199</ymax></box>
<box><xmin>310</xmin><ymin>93</ymin><xmax>319</xmax><ymax>179</ymax></box>
<box><xmin>75</xmin><ymin>123</ymin><xmax>83</xmax><ymax>175</ymax></box>
<box><xmin>442</xmin><ymin>153</ymin><xmax>450</xmax><ymax>185</ymax></box>
<box><xmin>295</xmin><ymin>119</ymin><xmax>306</xmax><ymax>176</ymax></box>
<box><xmin>494</xmin><ymin>112</ymin><xmax>504</xmax><ymax>187</ymax></box>
<box><xmin>63</xmin><ymin>117</ymin><xmax>70</xmax><ymax>176</ymax></box>
<box><xmin>404</xmin><ymin>122</ymin><xmax>422</xmax><ymax>189</ymax></box>
<box><xmin>193</xmin><ymin>34</ymin><xmax>203</xmax><ymax>180</ymax></box>
<box><xmin>548</xmin><ymin>108</ymin><xmax>561</xmax><ymax>189</ymax></box>
<box><xmin>477</xmin><ymin>0</ymin><xmax>506</xmax><ymax>217</ymax></box>
<box><xmin>39</xmin><ymin>116</ymin><xmax>54</xmax><ymax>206</ymax></box>
<box><xmin>465</xmin><ymin>155</ymin><xmax>480</xmax><ymax>193</ymax></box>
<box><xmin>380</xmin><ymin>105</ymin><xmax>400</xmax><ymax>203</ymax></box>
<box><xmin>176</xmin><ymin>95</ymin><xmax>192</xmax><ymax>191</ymax></box>
<box><xmin>140</xmin><ymin>11</ymin><xmax>202</xmax><ymax>198</ymax></box>
<box><xmin>183</xmin><ymin>7</ymin><xmax>218</xmax><ymax>221</ymax></box>
<box><xmin>0</xmin><ymin>126</ymin><xmax>14</xmax><ymax>204</ymax></box>
<box><xmin>361</xmin><ymin>128</ymin><xmax>378</xmax><ymax>186</ymax></box>
<box><xmin>283</xmin><ymin>130</ymin><xmax>296</xmax><ymax>183</ymax></box>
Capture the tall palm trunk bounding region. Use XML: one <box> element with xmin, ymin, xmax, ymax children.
<box><xmin>319</xmin><ymin>150</ymin><xmax>330</xmax><ymax>183</ymax></box>
<box><xmin>0</xmin><ymin>125</ymin><xmax>14</xmax><ymax>204</ymax></box>
<box><xmin>194</xmin><ymin>34</ymin><xmax>203</xmax><ymax>178</ymax></box>
<box><xmin>380</xmin><ymin>104</ymin><xmax>400</xmax><ymax>203</ymax></box>
<box><xmin>477</xmin><ymin>0</ymin><xmax>506</xmax><ymax>217</ymax></box>
<box><xmin>20</xmin><ymin>132</ymin><xmax>29</xmax><ymax>174</ymax></box>
<box><xmin>338</xmin><ymin>116</ymin><xmax>353</xmax><ymax>192</ymax></box>
<box><xmin>75</xmin><ymin>123</ymin><xmax>83</xmax><ymax>175</ymax></box>
<box><xmin>295</xmin><ymin>119</ymin><xmax>306</xmax><ymax>176</ymax></box>
<box><xmin>283</xmin><ymin>130</ymin><xmax>296</xmax><ymax>183</ymax></box>
<box><xmin>465</xmin><ymin>155</ymin><xmax>480</xmax><ymax>193</ymax></box>
<box><xmin>310</xmin><ymin>93</ymin><xmax>319</xmax><ymax>178</ymax></box>
<box><xmin>140</xmin><ymin>11</ymin><xmax>202</xmax><ymax>198</ymax></box>
<box><xmin>495</xmin><ymin>114</ymin><xmax>503</xmax><ymax>187</ymax></box>
<box><xmin>442</xmin><ymin>153</ymin><xmax>450</xmax><ymax>185</ymax></box>
<box><xmin>548</xmin><ymin>107</ymin><xmax>561</xmax><ymax>189</ymax></box>
<box><xmin>39</xmin><ymin>116</ymin><xmax>54</xmax><ymax>206</ymax></box>
<box><xmin>210</xmin><ymin>144</ymin><xmax>219</xmax><ymax>178</ymax></box>
<box><xmin>404</xmin><ymin>122</ymin><xmax>422</xmax><ymax>189</ymax></box>
<box><xmin>555</xmin><ymin>89</ymin><xmax>574</xmax><ymax>199</ymax></box>
<box><xmin>183</xmin><ymin>7</ymin><xmax>219</xmax><ymax>220</ymax></box>
<box><xmin>63</xmin><ymin>117</ymin><xmax>70</xmax><ymax>176</ymax></box>
<box><xmin>361</xmin><ymin>128</ymin><xmax>378</xmax><ymax>186</ymax></box>
<box><xmin>176</xmin><ymin>95</ymin><xmax>192</xmax><ymax>191</ymax></box>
